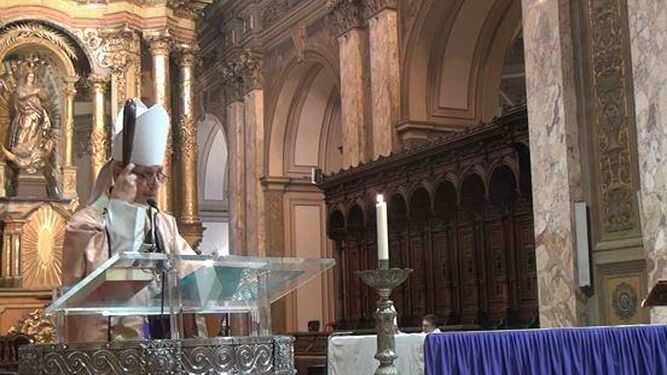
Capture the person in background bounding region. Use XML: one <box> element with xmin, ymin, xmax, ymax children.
<box><xmin>422</xmin><ymin>314</ymin><xmax>441</xmax><ymax>334</ymax></box>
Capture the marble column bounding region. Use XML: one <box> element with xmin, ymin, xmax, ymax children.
<box><xmin>226</xmin><ymin>98</ymin><xmax>247</xmax><ymax>256</ymax></box>
<box><xmin>244</xmin><ymin>88</ymin><xmax>266</xmax><ymax>256</ymax></box>
<box><xmin>627</xmin><ymin>0</ymin><xmax>667</xmax><ymax>322</ymax></box>
<box><xmin>89</xmin><ymin>73</ymin><xmax>109</xmax><ymax>180</ymax></box>
<box><xmin>147</xmin><ymin>32</ymin><xmax>173</xmax><ymax>213</ymax></box>
<box><xmin>521</xmin><ymin>0</ymin><xmax>586</xmax><ymax>327</ymax></box>
<box><xmin>62</xmin><ymin>76</ymin><xmax>78</xmax><ymax>199</ymax></box>
<box><xmin>175</xmin><ymin>46</ymin><xmax>203</xmax><ymax>248</ymax></box>
<box><xmin>226</xmin><ymin>97</ymin><xmax>248</xmax><ymax>335</ymax></box>
<box><xmin>222</xmin><ymin>51</ymin><xmax>266</xmax><ymax>257</ymax></box>
<box><xmin>328</xmin><ymin>0</ymin><xmax>367</xmax><ymax>167</ymax></box>
<box><xmin>366</xmin><ymin>1</ymin><xmax>400</xmax><ymax>158</ymax></box>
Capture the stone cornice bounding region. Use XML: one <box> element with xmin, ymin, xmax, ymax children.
<box><xmin>68</xmin><ymin>0</ymin><xmax>214</xmax><ymax>20</ymax></box>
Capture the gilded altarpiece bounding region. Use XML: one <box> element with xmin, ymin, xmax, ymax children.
<box><xmin>0</xmin><ymin>22</ymin><xmax>85</xmax><ymax>337</ymax></box>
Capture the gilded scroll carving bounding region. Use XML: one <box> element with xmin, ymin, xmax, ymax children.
<box><xmin>587</xmin><ymin>0</ymin><xmax>638</xmax><ymax>233</ymax></box>
<box><xmin>8</xmin><ymin>309</ymin><xmax>55</xmax><ymax>344</ymax></box>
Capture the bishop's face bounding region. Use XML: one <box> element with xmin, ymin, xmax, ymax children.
<box><xmin>131</xmin><ymin>164</ymin><xmax>165</xmax><ymax>204</ymax></box>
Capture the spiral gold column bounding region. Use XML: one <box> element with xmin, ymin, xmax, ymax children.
<box><xmin>174</xmin><ymin>45</ymin><xmax>203</xmax><ymax>248</ymax></box>
<box><xmin>88</xmin><ymin>74</ymin><xmax>109</xmax><ymax>180</ymax></box>
<box><xmin>147</xmin><ymin>32</ymin><xmax>173</xmax><ymax>213</ymax></box>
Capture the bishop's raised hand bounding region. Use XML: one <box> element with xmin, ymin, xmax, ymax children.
<box><xmin>111</xmin><ymin>163</ymin><xmax>137</xmax><ymax>203</ymax></box>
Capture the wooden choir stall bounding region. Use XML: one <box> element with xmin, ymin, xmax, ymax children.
<box><xmin>319</xmin><ymin>105</ymin><xmax>538</xmax><ymax>332</ymax></box>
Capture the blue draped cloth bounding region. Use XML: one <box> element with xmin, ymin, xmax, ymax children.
<box><xmin>424</xmin><ymin>325</ymin><xmax>667</xmax><ymax>375</ymax></box>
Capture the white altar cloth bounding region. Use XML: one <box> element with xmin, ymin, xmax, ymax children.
<box><xmin>328</xmin><ymin>333</ymin><xmax>426</xmax><ymax>375</ymax></box>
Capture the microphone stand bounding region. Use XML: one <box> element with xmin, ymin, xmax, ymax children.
<box><xmin>147</xmin><ymin>199</ymin><xmax>170</xmax><ymax>339</ymax></box>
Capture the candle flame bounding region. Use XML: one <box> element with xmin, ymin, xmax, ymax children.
<box><xmin>376</xmin><ymin>194</ymin><xmax>384</xmax><ymax>203</ymax></box>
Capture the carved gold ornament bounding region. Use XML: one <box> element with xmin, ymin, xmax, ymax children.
<box><xmin>22</xmin><ymin>206</ymin><xmax>66</xmax><ymax>289</ymax></box>
<box><xmin>0</xmin><ymin>23</ymin><xmax>77</xmax><ymax>62</ymax></box>
<box><xmin>8</xmin><ymin>309</ymin><xmax>55</xmax><ymax>344</ymax></box>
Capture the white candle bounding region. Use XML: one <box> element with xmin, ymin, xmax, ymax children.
<box><xmin>376</xmin><ymin>194</ymin><xmax>389</xmax><ymax>261</ymax></box>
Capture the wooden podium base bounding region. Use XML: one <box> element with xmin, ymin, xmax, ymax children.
<box><xmin>19</xmin><ymin>336</ymin><xmax>296</xmax><ymax>374</ymax></box>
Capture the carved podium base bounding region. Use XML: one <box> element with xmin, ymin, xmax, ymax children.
<box><xmin>19</xmin><ymin>336</ymin><xmax>296</xmax><ymax>375</ymax></box>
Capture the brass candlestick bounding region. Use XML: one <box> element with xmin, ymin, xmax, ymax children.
<box><xmin>357</xmin><ymin>261</ymin><xmax>412</xmax><ymax>375</ymax></box>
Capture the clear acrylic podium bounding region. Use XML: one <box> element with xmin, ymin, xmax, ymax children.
<box><xmin>46</xmin><ymin>252</ymin><xmax>336</xmax><ymax>341</ymax></box>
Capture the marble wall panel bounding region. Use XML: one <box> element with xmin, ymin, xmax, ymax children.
<box><xmin>521</xmin><ymin>0</ymin><xmax>586</xmax><ymax>327</ymax></box>
<box><xmin>626</xmin><ymin>0</ymin><xmax>667</xmax><ymax>322</ymax></box>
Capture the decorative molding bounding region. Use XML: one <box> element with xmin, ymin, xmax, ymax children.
<box><xmin>176</xmin><ymin>114</ymin><xmax>197</xmax><ymax>158</ymax></box>
<box><xmin>75</xmin><ymin>26</ymin><xmax>140</xmax><ymax>72</ymax></box>
<box><xmin>291</xmin><ymin>22</ymin><xmax>307</xmax><ymax>64</ymax></box>
<box><xmin>218</xmin><ymin>49</ymin><xmax>263</xmax><ymax>101</ymax></box>
<box><xmin>20</xmin><ymin>336</ymin><xmax>296</xmax><ymax>374</ymax></box>
<box><xmin>325</xmin><ymin>0</ymin><xmax>365</xmax><ymax>35</ymax></box>
<box><xmin>174</xmin><ymin>44</ymin><xmax>200</xmax><ymax>67</ymax></box>
<box><xmin>364</xmin><ymin>0</ymin><xmax>398</xmax><ymax>18</ymax></box>
<box><xmin>0</xmin><ymin>23</ymin><xmax>77</xmax><ymax>62</ymax></box>
<box><xmin>261</xmin><ymin>0</ymin><xmax>307</xmax><ymax>26</ymax></box>
<box><xmin>144</xmin><ymin>30</ymin><xmax>174</xmax><ymax>55</ymax></box>
<box><xmin>167</xmin><ymin>0</ymin><xmax>214</xmax><ymax>19</ymax></box>
<box><xmin>612</xmin><ymin>281</ymin><xmax>638</xmax><ymax>320</ymax></box>
<box><xmin>586</xmin><ymin>0</ymin><xmax>639</xmax><ymax>234</ymax></box>
<box><xmin>87</xmin><ymin>72</ymin><xmax>109</xmax><ymax>90</ymax></box>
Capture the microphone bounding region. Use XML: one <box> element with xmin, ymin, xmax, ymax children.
<box><xmin>146</xmin><ymin>199</ymin><xmax>164</xmax><ymax>253</ymax></box>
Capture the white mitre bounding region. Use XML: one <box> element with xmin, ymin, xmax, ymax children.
<box><xmin>111</xmin><ymin>99</ymin><xmax>170</xmax><ymax>166</ymax></box>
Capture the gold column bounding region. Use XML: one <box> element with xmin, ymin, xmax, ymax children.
<box><xmin>0</xmin><ymin>220</ymin><xmax>24</xmax><ymax>288</ymax></box>
<box><xmin>89</xmin><ymin>74</ymin><xmax>109</xmax><ymax>180</ymax></box>
<box><xmin>108</xmin><ymin>27</ymin><xmax>141</xmax><ymax>123</ymax></box>
<box><xmin>146</xmin><ymin>32</ymin><xmax>173</xmax><ymax>213</ymax></box>
<box><xmin>174</xmin><ymin>45</ymin><xmax>203</xmax><ymax>247</ymax></box>
<box><xmin>62</xmin><ymin>76</ymin><xmax>78</xmax><ymax>199</ymax></box>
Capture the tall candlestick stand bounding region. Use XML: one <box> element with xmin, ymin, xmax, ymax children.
<box><xmin>357</xmin><ymin>261</ymin><xmax>412</xmax><ymax>375</ymax></box>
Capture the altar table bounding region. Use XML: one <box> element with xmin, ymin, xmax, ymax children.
<box><xmin>424</xmin><ymin>325</ymin><xmax>667</xmax><ymax>375</ymax></box>
<box><xmin>328</xmin><ymin>332</ymin><xmax>425</xmax><ymax>375</ymax></box>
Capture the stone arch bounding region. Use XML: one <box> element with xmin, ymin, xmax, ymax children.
<box><xmin>197</xmin><ymin>113</ymin><xmax>228</xmax><ymax>203</ymax></box>
<box><xmin>403</xmin><ymin>0</ymin><xmax>523</xmax><ymax>126</ymax></box>
<box><xmin>196</xmin><ymin>112</ymin><xmax>229</xmax><ymax>255</ymax></box>
<box><xmin>267</xmin><ymin>52</ymin><xmax>341</xmax><ymax>177</ymax></box>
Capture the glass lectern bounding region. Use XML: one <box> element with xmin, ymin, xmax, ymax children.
<box><xmin>46</xmin><ymin>252</ymin><xmax>335</xmax><ymax>341</ymax></box>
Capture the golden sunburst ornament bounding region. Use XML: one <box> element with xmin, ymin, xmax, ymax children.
<box><xmin>22</xmin><ymin>206</ymin><xmax>66</xmax><ymax>289</ymax></box>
